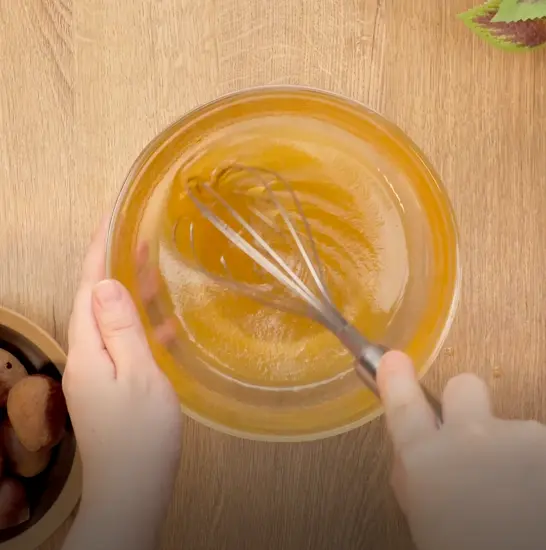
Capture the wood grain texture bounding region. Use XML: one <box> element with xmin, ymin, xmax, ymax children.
<box><xmin>0</xmin><ymin>0</ymin><xmax>545</xmax><ymax>549</ymax></box>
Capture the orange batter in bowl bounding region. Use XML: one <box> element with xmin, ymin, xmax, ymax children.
<box><xmin>107</xmin><ymin>87</ymin><xmax>459</xmax><ymax>441</ymax></box>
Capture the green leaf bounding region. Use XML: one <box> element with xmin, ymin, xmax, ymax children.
<box><xmin>493</xmin><ymin>0</ymin><xmax>546</xmax><ymax>23</ymax></box>
<box><xmin>458</xmin><ymin>0</ymin><xmax>546</xmax><ymax>51</ymax></box>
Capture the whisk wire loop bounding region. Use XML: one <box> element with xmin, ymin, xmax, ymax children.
<box><xmin>171</xmin><ymin>162</ymin><xmax>443</xmax><ymax>422</ymax></box>
<box><xmin>186</xmin><ymin>184</ymin><xmax>325</xmax><ymax>314</ymax></box>
<box><xmin>247</xmin><ymin>165</ymin><xmax>333</xmax><ymax>306</ymax></box>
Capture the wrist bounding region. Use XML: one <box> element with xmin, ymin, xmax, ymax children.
<box><xmin>81</xmin><ymin>463</ymin><xmax>177</xmax><ymax>515</ymax></box>
<box><xmin>82</xmin><ymin>453</ymin><xmax>177</xmax><ymax>498</ymax></box>
<box><xmin>69</xmin><ymin>497</ymin><xmax>161</xmax><ymax>550</ymax></box>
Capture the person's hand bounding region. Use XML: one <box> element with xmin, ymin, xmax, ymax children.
<box><xmin>63</xmin><ymin>219</ymin><xmax>182</xmax><ymax>508</ymax></box>
<box><xmin>377</xmin><ymin>351</ymin><xmax>546</xmax><ymax>550</ymax></box>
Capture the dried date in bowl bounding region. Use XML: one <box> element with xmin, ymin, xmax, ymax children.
<box><xmin>0</xmin><ymin>307</ymin><xmax>81</xmax><ymax>550</ymax></box>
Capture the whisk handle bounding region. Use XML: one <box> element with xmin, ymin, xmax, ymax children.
<box><xmin>355</xmin><ymin>346</ymin><xmax>443</xmax><ymax>426</ymax></box>
<box><xmin>337</xmin><ymin>325</ymin><xmax>443</xmax><ymax>425</ymax></box>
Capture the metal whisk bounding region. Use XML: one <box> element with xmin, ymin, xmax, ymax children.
<box><xmin>173</xmin><ymin>162</ymin><xmax>442</xmax><ymax>423</ymax></box>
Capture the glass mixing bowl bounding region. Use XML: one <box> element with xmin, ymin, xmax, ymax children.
<box><xmin>106</xmin><ymin>86</ymin><xmax>460</xmax><ymax>442</ymax></box>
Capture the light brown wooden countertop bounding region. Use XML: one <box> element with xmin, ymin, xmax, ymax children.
<box><xmin>1</xmin><ymin>1</ymin><xmax>545</xmax><ymax>549</ymax></box>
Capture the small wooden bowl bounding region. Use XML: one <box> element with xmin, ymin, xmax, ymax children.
<box><xmin>0</xmin><ymin>307</ymin><xmax>82</xmax><ymax>550</ymax></box>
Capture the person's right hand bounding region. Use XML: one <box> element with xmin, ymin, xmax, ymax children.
<box><xmin>377</xmin><ymin>351</ymin><xmax>546</xmax><ymax>550</ymax></box>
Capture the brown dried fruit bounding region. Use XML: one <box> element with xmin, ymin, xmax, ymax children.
<box><xmin>2</xmin><ymin>421</ymin><xmax>52</xmax><ymax>478</ymax></box>
<box><xmin>0</xmin><ymin>478</ymin><xmax>29</xmax><ymax>530</ymax></box>
<box><xmin>0</xmin><ymin>349</ymin><xmax>28</xmax><ymax>407</ymax></box>
<box><xmin>7</xmin><ymin>375</ymin><xmax>67</xmax><ymax>452</ymax></box>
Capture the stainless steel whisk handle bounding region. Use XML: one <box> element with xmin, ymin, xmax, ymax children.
<box><xmin>336</xmin><ymin>325</ymin><xmax>443</xmax><ymax>425</ymax></box>
<box><xmin>356</xmin><ymin>346</ymin><xmax>443</xmax><ymax>425</ymax></box>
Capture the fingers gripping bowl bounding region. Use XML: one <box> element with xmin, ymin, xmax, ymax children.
<box><xmin>107</xmin><ymin>87</ymin><xmax>460</xmax><ymax>442</ymax></box>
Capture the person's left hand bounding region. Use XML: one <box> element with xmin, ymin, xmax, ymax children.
<box><xmin>63</xmin><ymin>218</ymin><xmax>182</xmax><ymax>509</ymax></box>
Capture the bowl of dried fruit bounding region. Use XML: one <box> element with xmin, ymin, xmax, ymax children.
<box><xmin>0</xmin><ymin>307</ymin><xmax>81</xmax><ymax>550</ymax></box>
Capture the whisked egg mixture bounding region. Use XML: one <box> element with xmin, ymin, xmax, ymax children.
<box><xmin>155</xmin><ymin>115</ymin><xmax>409</xmax><ymax>389</ymax></box>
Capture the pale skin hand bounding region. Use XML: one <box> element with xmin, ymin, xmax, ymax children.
<box><xmin>61</xmin><ymin>224</ymin><xmax>546</xmax><ymax>550</ymax></box>
<box><xmin>377</xmin><ymin>351</ymin><xmax>546</xmax><ymax>550</ymax></box>
<box><xmin>61</xmin><ymin>220</ymin><xmax>183</xmax><ymax>550</ymax></box>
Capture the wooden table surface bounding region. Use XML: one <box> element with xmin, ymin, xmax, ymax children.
<box><xmin>1</xmin><ymin>1</ymin><xmax>545</xmax><ymax>549</ymax></box>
